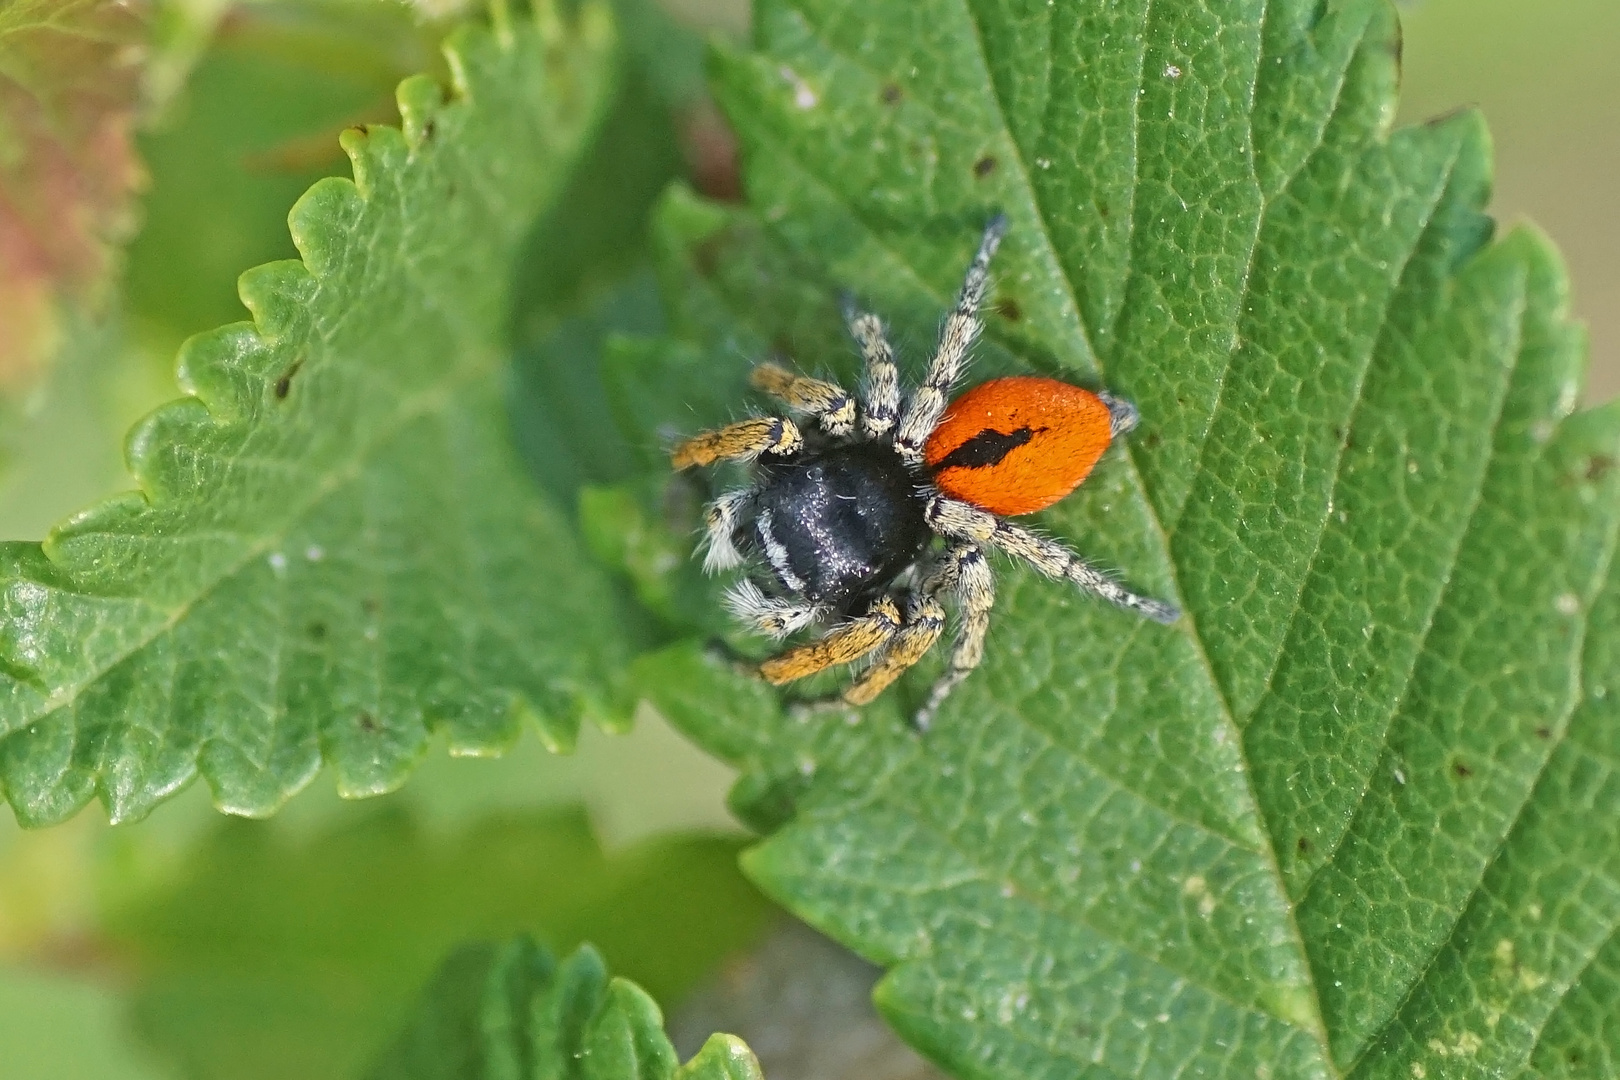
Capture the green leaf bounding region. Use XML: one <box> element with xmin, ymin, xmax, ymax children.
<box><xmin>365</xmin><ymin>936</ymin><xmax>764</xmax><ymax>1080</ymax></box>
<box><xmin>105</xmin><ymin>804</ymin><xmax>772</xmax><ymax>1080</ymax></box>
<box><xmin>619</xmin><ymin>1</ymin><xmax>1620</xmax><ymax>1076</ymax></box>
<box><xmin>0</xmin><ymin>0</ymin><xmax>632</xmax><ymax>826</ymax></box>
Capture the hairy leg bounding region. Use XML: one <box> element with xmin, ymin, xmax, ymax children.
<box><xmin>894</xmin><ymin>214</ymin><xmax>1009</xmax><ymax>465</ymax></box>
<box><xmin>913</xmin><ymin>544</ymin><xmax>996</xmax><ymax>731</ymax></box>
<box><xmin>671</xmin><ymin>416</ymin><xmax>802</xmax><ymax>470</ymax></box>
<box><xmin>842</xmin><ymin>593</ymin><xmax>947</xmax><ymax>706</ymax></box>
<box><xmin>699</xmin><ymin>489</ymin><xmax>752</xmax><ymax>573</ymax></box>
<box><xmin>724</xmin><ymin>579</ymin><xmax>826</xmax><ymax>638</ymax></box>
<box><xmin>758</xmin><ymin>597</ymin><xmax>902</xmax><ymax>685</ymax></box>
<box><xmin>842</xmin><ymin>300</ymin><xmax>902</xmax><ymax>442</ymax></box>
<box><xmin>750</xmin><ymin>363</ymin><xmax>856</xmax><ymax>438</ymax></box>
<box><xmin>925</xmin><ymin>495</ymin><xmax>1180</xmax><ymax>624</ymax></box>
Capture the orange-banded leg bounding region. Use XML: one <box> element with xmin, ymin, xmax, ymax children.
<box><xmin>759</xmin><ymin>597</ymin><xmax>902</xmax><ymax>685</ymax></box>
<box><xmin>750</xmin><ymin>364</ymin><xmax>856</xmax><ymax>438</ymax></box>
<box><xmin>843</xmin><ymin>594</ymin><xmax>947</xmax><ymax>706</ymax></box>
<box><xmin>913</xmin><ymin>544</ymin><xmax>995</xmax><ymax>731</ymax></box>
<box><xmin>671</xmin><ymin>416</ymin><xmax>803</xmax><ymax>470</ymax></box>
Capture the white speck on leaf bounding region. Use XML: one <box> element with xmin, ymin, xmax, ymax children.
<box><xmin>779</xmin><ymin>65</ymin><xmax>817</xmax><ymax>109</ymax></box>
<box><xmin>268</xmin><ymin>552</ymin><xmax>288</xmax><ymax>574</ymax></box>
<box><xmin>1556</xmin><ymin>592</ymin><xmax>1581</xmax><ymax>615</ymax></box>
<box><xmin>1165</xmin><ymin>63</ymin><xmax>1182</xmax><ymax>78</ymax></box>
<box><xmin>304</xmin><ymin>544</ymin><xmax>324</xmax><ymax>562</ymax></box>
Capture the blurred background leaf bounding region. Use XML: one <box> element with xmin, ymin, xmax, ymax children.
<box><xmin>1397</xmin><ymin>0</ymin><xmax>1619</xmax><ymax>404</ymax></box>
<box><xmin>0</xmin><ymin>0</ymin><xmax>145</xmax><ymax>394</ymax></box>
<box><xmin>366</xmin><ymin>936</ymin><xmax>764</xmax><ymax>1080</ymax></box>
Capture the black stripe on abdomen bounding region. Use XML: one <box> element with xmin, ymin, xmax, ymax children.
<box><xmin>933</xmin><ymin>426</ymin><xmax>1039</xmax><ymax>471</ymax></box>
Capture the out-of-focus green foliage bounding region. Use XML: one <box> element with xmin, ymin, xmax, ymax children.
<box><xmin>105</xmin><ymin>806</ymin><xmax>769</xmax><ymax>1080</ymax></box>
<box><xmin>367</xmin><ymin>937</ymin><xmax>763</xmax><ymax>1080</ymax></box>
<box><xmin>0</xmin><ymin>0</ymin><xmax>145</xmax><ymax>391</ymax></box>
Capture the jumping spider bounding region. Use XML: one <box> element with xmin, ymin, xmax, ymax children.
<box><xmin>671</xmin><ymin>216</ymin><xmax>1179</xmax><ymax>730</ymax></box>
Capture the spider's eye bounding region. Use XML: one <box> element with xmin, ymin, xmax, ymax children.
<box><xmin>924</xmin><ymin>375</ymin><xmax>1114</xmax><ymax>516</ymax></box>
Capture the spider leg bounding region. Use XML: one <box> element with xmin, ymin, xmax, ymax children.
<box><xmin>925</xmin><ymin>495</ymin><xmax>1181</xmax><ymax>624</ymax></box>
<box><xmin>724</xmin><ymin>580</ymin><xmax>826</xmax><ymax>638</ymax></box>
<box><xmin>894</xmin><ymin>214</ymin><xmax>1009</xmax><ymax>466</ymax></box>
<box><xmin>750</xmin><ymin>364</ymin><xmax>856</xmax><ymax>438</ymax></box>
<box><xmin>671</xmin><ymin>416</ymin><xmax>803</xmax><ymax>470</ymax></box>
<box><xmin>841</xmin><ymin>299</ymin><xmax>901</xmax><ymax>442</ymax></box>
<box><xmin>758</xmin><ymin>597</ymin><xmax>902</xmax><ymax>686</ymax></box>
<box><xmin>842</xmin><ymin>593</ymin><xmax>947</xmax><ymax>706</ymax></box>
<box><xmin>700</xmin><ymin>489</ymin><xmax>752</xmax><ymax>573</ymax></box>
<box><xmin>913</xmin><ymin>543</ymin><xmax>996</xmax><ymax>731</ymax></box>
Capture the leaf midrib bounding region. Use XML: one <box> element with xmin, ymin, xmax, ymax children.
<box><xmin>743</xmin><ymin>11</ymin><xmax>1333</xmax><ymax>1056</ymax></box>
<box><xmin>951</xmin><ymin>0</ymin><xmax>1338</xmax><ymax>1058</ymax></box>
<box><xmin>770</xmin><ymin>0</ymin><xmax>1389</xmax><ymax>1058</ymax></box>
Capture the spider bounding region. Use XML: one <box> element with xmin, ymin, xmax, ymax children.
<box><xmin>670</xmin><ymin>216</ymin><xmax>1180</xmax><ymax>730</ymax></box>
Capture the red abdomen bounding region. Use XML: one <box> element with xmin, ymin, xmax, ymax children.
<box><xmin>924</xmin><ymin>376</ymin><xmax>1113</xmax><ymax>516</ymax></box>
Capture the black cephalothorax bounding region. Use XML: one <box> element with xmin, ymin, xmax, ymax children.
<box><xmin>748</xmin><ymin>441</ymin><xmax>931</xmax><ymax>614</ymax></box>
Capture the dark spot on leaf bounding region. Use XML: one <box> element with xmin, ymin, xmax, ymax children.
<box><xmin>934</xmin><ymin>427</ymin><xmax>1039</xmax><ymax>471</ymax></box>
<box><xmin>1535</xmin><ymin>726</ymin><xmax>1552</xmax><ymax>740</ymax></box>
<box><xmin>1095</xmin><ymin>200</ymin><xmax>1110</xmax><ymax>219</ymax></box>
<box><xmin>1332</xmin><ymin>425</ymin><xmax>1345</xmax><ymax>443</ymax></box>
<box><xmin>1297</xmin><ymin>836</ymin><xmax>1311</xmax><ymax>854</ymax></box>
<box><xmin>1586</xmin><ymin>454</ymin><xmax>1615</xmax><ymax>482</ymax></box>
<box><xmin>973</xmin><ymin>155</ymin><xmax>997</xmax><ymax>178</ymax></box>
<box><xmin>422</xmin><ymin>119</ymin><xmax>436</xmax><ymax>142</ymax></box>
<box><xmin>992</xmin><ymin>296</ymin><xmax>1022</xmax><ymax>322</ymax></box>
<box><xmin>361</xmin><ymin>597</ymin><xmax>379</xmax><ymax>615</ymax></box>
<box><xmin>273</xmin><ymin>354</ymin><xmax>305</xmax><ymax>400</ymax></box>
<box><xmin>880</xmin><ymin>82</ymin><xmax>902</xmax><ymax>104</ymax></box>
<box><xmin>693</xmin><ymin>234</ymin><xmax>725</xmax><ymax>279</ymax></box>
<box><xmin>1143</xmin><ymin>431</ymin><xmax>1163</xmax><ymax>449</ymax></box>
<box><xmin>307</xmin><ymin>621</ymin><xmax>327</xmax><ymax>641</ymax></box>
<box><xmin>358</xmin><ymin>711</ymin><xmax>379</xmax><ymax>733</ymax></box>
<box><xmin>1453</xmin><ymin>760</ymin><xmax>1473</xmax><ymax>779</ymax></box>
